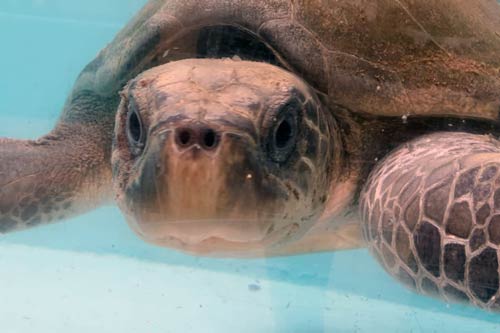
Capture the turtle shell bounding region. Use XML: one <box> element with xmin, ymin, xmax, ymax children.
<box><xmin>64</xmin><ymin>0</ymin><xmax>500</xmax><ymax>123</ymax></box>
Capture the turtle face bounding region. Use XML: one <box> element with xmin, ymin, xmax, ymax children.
<box><xmin>112</xmin><ymin>59</ymin><xmax>337</xmax><ymax>255</ymax></box>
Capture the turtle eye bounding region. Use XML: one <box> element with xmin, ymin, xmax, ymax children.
<box><xmin>126</xmin><ymin>102</ymin><xmax>145</xmax><ymax>151</ymax></box>
<box><xmin>267</xmin><ymin>102</ymin><xmax>299</xmax><ymax>163</ymax></box>
<box><xmin>275</xmin><ymin>118</ymin><xmax>293</xmax><ymax>148</ymax></box>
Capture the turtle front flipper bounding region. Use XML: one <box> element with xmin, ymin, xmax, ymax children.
<box><xmin>360</xmin><ymin>132</ymin><xmax>500</xmax><ymax>311</ymax></box>
<box><xmin>0</xmin><ymin>122</ymin><xmax>112</xmax><ymax>233</ymax></box>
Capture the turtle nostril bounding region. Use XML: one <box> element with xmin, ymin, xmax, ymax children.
<box><xmin>174</xmin><ymin>126</ymin><xmax>219</xmax><ymax>150</ymax></box>
<box><xmin>202</xmin><ymin>129</ymin><xmax>218</xmax><ymax>149</ymax></box>
<box><xmin>176</xmin><ymin>128</ymin><xmax>192</xmax><ymax>146</ymax></box>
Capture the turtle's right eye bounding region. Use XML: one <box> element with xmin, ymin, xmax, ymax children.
<box><xmin>126</xmin><ymin>101</ymin><xmax>145</xmax><ymax>151</ymax></box>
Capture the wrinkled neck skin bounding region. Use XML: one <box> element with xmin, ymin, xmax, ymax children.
<box><xmin>302</xmin><ymin>104</ymin><xmax>366</xmax><ymax>246</ymax></box>
<box><xmin>310</xmin><ymin>104</ymin><xmax>365</xmax><ymax>237</ymax></box>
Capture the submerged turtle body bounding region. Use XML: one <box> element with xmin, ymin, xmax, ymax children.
<box><xmin>2</xmin><ymin>0</ymin><xmax>500</xmax><ymax>312</ymax></box>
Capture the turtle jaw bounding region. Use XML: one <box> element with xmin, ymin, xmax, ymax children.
<box><xmin>139</xmin><ymin>220</ymin><xmax>302</xmax><ymax>257</ymax></box>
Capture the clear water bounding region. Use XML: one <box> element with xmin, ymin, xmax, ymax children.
<box><xmin>0</xmin><ymin>1</ymin><xmax>499</xmax><ymax>332</ymax></box>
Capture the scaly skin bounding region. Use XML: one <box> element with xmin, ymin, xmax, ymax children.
<box><xmin>361</xmin><ymin>132</ymin><xmax>500</xmax><ymax>311</ymax></box>
<box><xmin>0</xmin><ymin>92</ymin><xmax>114</xmax><ymax>233</ymax></box>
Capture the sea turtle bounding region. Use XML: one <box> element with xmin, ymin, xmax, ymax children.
<box><xmin>2</xmin><ymin>0</ymin><xmax>500</xmax><ymax>312</ymax></box>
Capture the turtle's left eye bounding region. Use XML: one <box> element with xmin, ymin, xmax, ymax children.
<box><xmin>275</xmin><ymin>117</ymin><xmax>293</xmax><ymax>149</ymax></box>
<box><xmin>266</xmin><ymin>100</ymin><xmax>299</xmax><ymax>163</ymax></box>
<box><xmin>126</xmin><ymin>101</ymin><xmax>145</xmax><ymax>151</ymax></box>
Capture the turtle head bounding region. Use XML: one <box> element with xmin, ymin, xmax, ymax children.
<box><xmin>112</xmin><ymin>59</ymin><xmax>339</xmax><ymax>255</ymax></box>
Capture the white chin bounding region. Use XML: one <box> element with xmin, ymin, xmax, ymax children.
<box><xmin>133</xmin><ymin>220</ymin><xmax>299</xmax><ymax>257</ymax></box>
<box><xmin>152</xmin><ymin>219</ymin><xmax>271</xmax><ymax>243</ymax></box>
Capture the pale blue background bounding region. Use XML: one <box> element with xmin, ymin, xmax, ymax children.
<box><xmin>0</xmin><ymin>1</ymin><xmax>499</xmax><ymax>332</ymax></box>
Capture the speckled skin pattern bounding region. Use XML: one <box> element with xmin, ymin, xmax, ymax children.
<box><xmin>361</xmin><ymin>132</ymin><xmax>500</xmax><ymax>311</ymax></box>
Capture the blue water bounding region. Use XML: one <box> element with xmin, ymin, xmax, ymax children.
<box><xmin>0</xmin><ymin>1</ymin><xmax>499</xmax><ymax>332</ymax></box>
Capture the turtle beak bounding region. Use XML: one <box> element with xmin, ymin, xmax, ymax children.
<box><xmin>153</xmin><ymin>121</ymin><xmax>247</xmax><ymax>222</ymax></box>
<box><xmin>123</xmin><ymin>119</ymin><xmax>295</xmax><ymax>249</ymax></box>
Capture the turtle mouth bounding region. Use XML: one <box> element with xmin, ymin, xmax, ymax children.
<box><xmin>133</xmin><ymin>218</ymin><xmax>300</xmax><ymax>257</ymax></box>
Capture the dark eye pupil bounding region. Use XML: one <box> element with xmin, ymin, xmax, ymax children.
<box><xmin>128</xmin><ymin>111</ymin><xmax>142</xmax><ymax>143</ymax></box>
<box><xmin>275</xmin><ymin>119</ymin><xmax>292</xmax><ymax>148</ymax></box>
